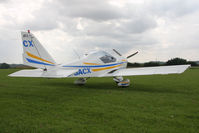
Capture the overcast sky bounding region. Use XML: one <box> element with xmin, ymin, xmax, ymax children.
<box><xmin>0</xmin><ymin>0</ymin><xmax>199</xmax><ymax>64</ymax></box>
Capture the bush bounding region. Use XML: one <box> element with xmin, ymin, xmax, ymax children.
<box><xmin>0</xmin><ymin>63</ymin><xmax>10</xmax><ymax>69</ymax></box>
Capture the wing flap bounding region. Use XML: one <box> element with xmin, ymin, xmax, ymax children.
<box><xmin>8</xmin><ymin>69</ymin><xmax>77</xmax><ymax>78</ymax></box>
<box><xmin>104</xmin><ymin>65</ymin><xmax>190</xmax><ymax>77</ymax></box>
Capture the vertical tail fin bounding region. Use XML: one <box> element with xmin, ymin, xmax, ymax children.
<box><xmin>21</xmin><ymin>31</ymin><xmax>56</xmax><ymax>69</ymax></box>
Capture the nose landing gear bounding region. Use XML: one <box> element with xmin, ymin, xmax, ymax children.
<box><xmin>113</xmin><ymin>76</ymin><xmax>130</xmax><ymax>87</ymax></box>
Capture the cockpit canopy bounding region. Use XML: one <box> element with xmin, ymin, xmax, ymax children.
<box><xmin>100</xmin><ymin>54</ymin><xmax>116</xmax><ymax>63</ymax></box>
<box><xmin>87</xmin><ymin>50</ymin><xmax>117</xmax><ymax>63</ymax></box>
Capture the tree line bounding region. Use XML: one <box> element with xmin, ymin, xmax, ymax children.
<box><xmin>0</xmin><ymin>63</ymin><xmax>33</xmax><ymax>69</ymax></box>
<box><xmin>128</xmin><ymin>58</ymin><xmax>198</xmax><ymax>67</ymax></box>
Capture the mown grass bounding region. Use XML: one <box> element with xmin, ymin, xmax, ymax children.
<box><xmin>0</xmin><ymin>68</ymin><xmax>199</xmax><ymax>133</ymax></box>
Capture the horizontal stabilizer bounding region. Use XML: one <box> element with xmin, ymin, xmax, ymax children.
<box><xmin>103</xmin><ymin>65</ymin><xmax>190</xmax><ymax>77</ymax></box>
<box><xmin>8</xmin><ymin>69</ymin><xmax>77</xmax><ymax>78</ymax></box>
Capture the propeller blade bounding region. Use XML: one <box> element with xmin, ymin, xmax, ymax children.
<box><xmin>113</xmin><ymin>49</ymin><xmax>122</xmax><ymax>56</ymax></box>
<box><xmin>127</xmin><ymin>51</ymin><xmax>138</xmax><ymax>59</ymax></box>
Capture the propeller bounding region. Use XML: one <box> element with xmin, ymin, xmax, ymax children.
<box><xmin>127</xmin><ymin>51</ymin><xmax>138</xmax><ymax>59</ymax></box>
<box><xmin>113</xmin><ymin>49</ymin><xmax>138</xmax><ymax>68</ymax></box>
<box><xmin>112</xmin><ymin>49</ymin><xmax>138</xmax><ymax>59</ymax></box>
<box><xmin>113</xmin><ymin>49</ymin><xmax>122</xmax><ymax>56</ymax></box>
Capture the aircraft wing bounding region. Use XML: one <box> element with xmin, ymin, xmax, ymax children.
<box><xmin>102</xmin><ymin>65</ymin><xmax>190</xmax><ymax>77</ymax></box>
<box><xmin>8</xmin><ymin>69</ymin><xmax>77</xmax><ymax>78</ymax></box>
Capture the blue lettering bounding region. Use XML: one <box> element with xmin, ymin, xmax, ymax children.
<box><xmin>74</xmin><ymin>71</ymin><xmax>78</xmax><ymax>76</ymax></box>
<box><xmin>28</xmin><ymin>40</ymin><xmax>34</xmax><ymax>47</ymax></box>
<box><xmin>23</xmin><ymin>40</ymin><xmax>28</xmax><ymax>47</ymax></box>
<box><xmin>74</xmin><ymin>68</ymin><xmax>91</xmax><ymax>76</ymax></box>
<box><xmin>82</xmin><ymin>68</ymin><xmax>86</xmax><ymax>74</ymax></box>
<box><xmin>87</xmin><ymin>68</ymin><xmax>91</xmax><ymax>73</ymax></box>
<box><xmin>79</xmin><ymin>69</ymin><xmax>83</xmax><ymax>75</ymax></box>
<box><xmin>23</xmin><ymin>40</ymin><xmax>34</xmax><ymax>47</ymax></box>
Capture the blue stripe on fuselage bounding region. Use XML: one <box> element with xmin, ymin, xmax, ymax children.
<box><xmin>62</xmin><ymin>62</ymin><xmax>126</xmax><ymax>68</ymax></box>
<box><xmin>26</xmin><ymin>58</ymin><xmax>55</xmax><ymax>66</ymax></box>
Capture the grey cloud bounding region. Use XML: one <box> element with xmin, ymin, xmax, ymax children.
<box><xmin>72</xmin><ymin>16</ymin><xmax>157</xmax><ymax>39</ymax></box>
<box><xmin>84</xmin><ymin>21</ymin><xmax>123</xmax><ymax>37</ymax></box>
<box><xmin>55</xmin><ymin>0</ymin><xmax>124</xmax><ymax>21</ymax></box>
<box><xmin>19</xmin><ymin>0</ymin><xmax>156</xmax><ymax>34</ymax></box>
<box><xmin>22</xmin><ymin>2</ymin><xmax>59</xmax><ymax>31</ymax></box>
<box><xmin>62</xmin><ymin>31</ymin><xmax>157</xmax><ymax>58</ymax></box>
<box><xmin>120</xmin><ymin>17</ymin><xmax>157</xmax><ymax>34</ymax></box>
<box><xmin>59</xmin><ymin>17</ymin><xmax>80</xmax><ymax>33</ymax></box>
<box><xmin>0</xmin><ymin>0</ymin><xmax>8</xmax><ymax>3</ymax></box>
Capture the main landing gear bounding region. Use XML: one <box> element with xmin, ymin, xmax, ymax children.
<box><xmin>113</xmin><ymin>76</ymin><xmax>130</xmax><ymax>87</ymax></box>
<box><xmin>74</xmin><ymin>77</ymin><xmax>130</xmax><ymax>87</ymax></box>
<box><xmin>74</xmin><ymin>78</ymin><xmax>88</xmax><ymax>85</ymax></box>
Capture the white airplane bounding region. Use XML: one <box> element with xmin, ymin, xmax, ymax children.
<box><xmin>9</xmin><ymin>30</ymin><xmax>190</xmax><ymax>87</ymax></box>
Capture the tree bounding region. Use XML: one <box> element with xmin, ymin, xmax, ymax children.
<box><xmin>144</xmin><ymin>62</ymin><xmax>160</xmax><ymax>67</ymax></box>
<box><xmin>187</xmin><ymin>61</ymin><xmax>198</xmax><ymax>66</ymax></box>
<box><xmin>166</xmin><ymin>58</ymin><xmax>187</xmax><ymax>65</ymax></box>
<box><xmin>0</xmin><ymin>63</ymin><xmax>10</xmax><ymax>69</ymax></box>
<box><xmin>127</xmin><ymin>62</ymin><xmax>142</xmax><ymax>68</ymax></box>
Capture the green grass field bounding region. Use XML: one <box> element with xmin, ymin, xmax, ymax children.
<box><xmin>0</xmin><ymin>68</ymin><xmax>199</xmax><ymax>133</ymax></box>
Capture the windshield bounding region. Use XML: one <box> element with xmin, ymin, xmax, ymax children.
<box><xmin>86</xmin><ymin>50</ymin><xmax>117</xmax><ymax>63</ymax></box>
<box><xmin>100</xmin><ymin>53</ymin><xmax>116</xmax><ymax>63</ymax></box>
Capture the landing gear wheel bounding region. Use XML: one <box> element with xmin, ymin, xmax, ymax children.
<box><xmin>117</xmin><ymin>79</ymin><xmax>130</xmax><ymax>87</ymax></box>
<box><xmin>74</xmin><ymin>78</ymin><xmax>87</xmax><ymax>85</ymax></box>
<box><xmin>113</xmin><ymin>76</ymin><xmax>130</xmax><ymax>87</ymax></box>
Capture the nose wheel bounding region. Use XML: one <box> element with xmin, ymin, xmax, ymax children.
<box><xmin>113</xmin><ymin>76</ymin><xmax>130</xmax><ymax>87</ymax></box>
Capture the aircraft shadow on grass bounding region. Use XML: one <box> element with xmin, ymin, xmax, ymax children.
<box><xmin>40</xmin><ymin>80</ymin><xmax>186</xmax><ymax>95</ymax></box>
